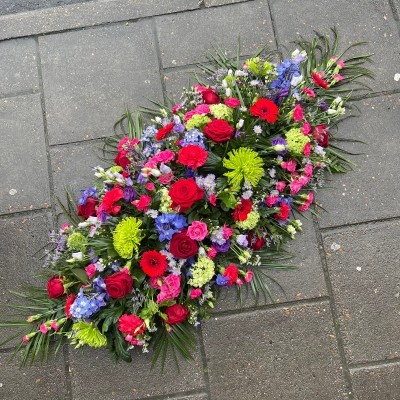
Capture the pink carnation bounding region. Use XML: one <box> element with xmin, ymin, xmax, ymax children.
<box><xmin>224</xmin><ymin>97</ymin><xmax>241</xmax><ymax>108</ymax></box>
<box><xmin>266</xmin><ymin>195</ymin><xmax>279</xmax><ymax>207</ymax></box>
<box><xmin>22</xmin><ymin>335</ymin><xmax>30</xmax><ymax>343</ymax></box>
<box><xmin>304</xmin><ymin>163</ymin><xmax>313</xmax><ymax>178</ymax></box>
<box><xmin>190</xmin><ymin>288</ymin><xmax>202</xmax><ymax>299</ymax></box>
<box><xmin>289</xmin><ymin>179</ymin><xmax>304</xmax><ymax>195</ymax></box>
<box><xmin>85</xmin><ymin>263</ymin><xmax>96</xmax><ymax>279</ymax></box>
<box><xmin>187</xmin><ymin>221</ymin><xmax>208</xmax><ymax>241</ymax></box>
<box><xmin>302</xmin><ymin>87</ymin><xmax>315</xmax><ymax>98</ymax></box>
<box><xmin>207</xmin><ymin>247</ymin><xmax>217</xmax><ymax>259</ymax></box>
<box><xmin>293</xmin><ymin>104</ymin><xmax>303</xmax><ymax>122</ymax></box>
<box><xmin>146</xmin><ymin>182</ymin><xmax>155</xmax><ymax>191</ymax></box>
<box><xmin>132</xmin><ymin>194</ymin><xmax>152</xmax><ymax>212</ymax></box>
<box><xmin>153</xmin><ymin>150</ymin><xmax>175</xmax><ymax>164</ymax></box>
<box><xmin>334</xmin><ymin>74</ymin><xmax>344</xmax><ymax>81</ymax></box>
<box><xmin>209</xmin><ymin>194</ymin><xmax>217</xmax><ymax>206</ymax></box>
<box><xmin>194</xmin><ymin>84</ymin><xmax>208</xmax><ymax>93</ymax></box>
<box><xmin>172</xmin><ymin>103</ymin><xmax>183</xmax><ymax>113</ymax></box>
<box><xmin>158</xmin><ymin>173</ymin><xmax>174</xmax><ymax>184</ymax></box>
<box><xmin>184</xmin><ymin>104</ymin><xmax>211</xmax><ymax>122</ymax></box>
<box><xmin>222</xmin><ymin>225</ymin><xmax>234</xmax><ymax>239</ymax></box>
<box><xmin>50</xmin><ymin>321</ymin><xmax>60</xmax><ymax>331</ymax></box>
<box><xmin>156</xmin><ymin>275</ymin><xmax>181</xmax><ymax>303</ymax></box>
<box><xmin>336</xmin><ymin>60</ymin><xmax>345</xmax><ymax>69</ymax></box>
<box><xmin>40</xmin><ymin>323</ymin><xmax>48</xmax><ymax>334</ymax></box>
<box><xmin>244</xmin><ymin>270</ymin><xmax>253</xmax><ymax>283</ymax></box>
<box><xmin>298</xmin><ymin>192</ymin><xmax>314</xmax><ymax>212</ymax></box>
<box><xmin>303</xmin><ymin>142</ymin><xmax>311</xmax><ymax>156</ymax></box>
<box><xmin>276</xmin><ymin>181</ymin><xmax>286</xmax><ymax>192</ymax></box>
<box><xmin>281</xmin><ymin>159</ymin><xmax>297</xmax><ymax>172</ymax></box>
<box><xmin>302</xmin><ymin>121</ymin><xmax>311</xmax><ymax>135</ymax></box>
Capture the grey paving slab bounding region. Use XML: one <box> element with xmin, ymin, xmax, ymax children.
<box><xmin>214</xmin><ymin>217</ymin><xmax>327</xmax><ymax>312</ymax></box>
<box><xmin>0</xmin><ymin>38</ymin><xmax>38</xmax><ymax>95</ymax></box>
<box><xmin>162</xmin><ymin>394</ymin><xmax>208</xmax><ymax>400</ymax></box>
<box><xmin>351</xmin><ymin>364</ymin><xmax>400</xmax><ymax>400</ymax></box>
<box><xmin>50</xmin><ymin>140</ymin><xmax>102</xmax><ymax>220</ymax></box>
<box><xmin>203</xmin><ymin>302</ymin><xmax>346</xmax><ymax>400</ymax></box>
<box><xmin>0</xmin><ymin>0</ymin><xmax>90</xmax><ymax>15</ymax></box>
<box><xmin>156</xmin><ymin>0</ymin><xmax>276</xmax><ymax>68</ymax></box>
<box><xmin>269</xmin><ymin>0</ymin><xmax>400</xmax><ymax>92</ymax></box>
<box><xmin>351</xmin><ymin>363</ymin><xmax>400</xmax><ymax>400</ymax></box>
<box><xmin>40</xmin><ymin>21</ymin><xmax>163</xmax><ymax>145</ymax></box>
<box><xmin>69</xmin><ymin>345</ymin><xmax>205</xmax><ymax>400</ymax></box>
<box><xmin>204</xmin><ymin>0</ymin><xmax>248</xmax><ymax>6</ymax></box>
<box><xmin>0</xmin><ymin>94</ymin><xmax>51</xmax><ymax>215</ymax></box>
<box><xmin>0</xmin><ymin>213</ymin><xmax>52</xmax><ymax>346</ymax></box>
<box><xmin>317</xmin><ymin>95</ymin><xmax>400</xmax><ymax>228</ymax></box>
<box><xmin>0</xmin><ymin>0</ymin><xmax>199</xmax><ymax>41</ymax></box>
<box><xmin>323</xmin><ymin>220</ymin><xmax>400</xmax><ymax>364</ymax></box>
<box><xmin>0</xmin><ymin>351</ymin><xmax>67</xmax><ymax>400</ymax></box>
<box><xmin>164</xmin><ymin>67</ymin><xmax>203</xmax><ymax>103</ymax></box>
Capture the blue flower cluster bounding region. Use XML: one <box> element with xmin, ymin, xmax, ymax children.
<box><xmin>78</xmin><ymin>186</ymin><xmax>98</xmax><ymax>206</ymax></box>
<box><xmin>155</xmin><ymin>213</ymin><xmax>188</xmax><ymax>241</ymax></box>
<box><xmin>70</xmin><ymin>289</ymin><xmax>108</xmax><ymax>320</ymax></box>
<box><xmin>141</xmin><ymin>125</ymin><xmax>162</xmax><ymax>157</ymax></box>
<box><xmin>181</xmin><ymin>129</ymin><xmax>206</xmax><ymax>149</ymax></box>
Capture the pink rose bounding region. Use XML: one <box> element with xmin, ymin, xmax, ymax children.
<box><xmin>224</xmin><ymin>97</ymin><xmax>241</xmax><ymax>108</ymax></box>
<box><xmin>85</xmin><ymin>263</ymin><xmax>96</xmax><ymax>279</ymax></box>
<box><xmin>190</xmin><ymin>288</ymin><xmax>202</xmax><ymax>299</ymax></box>
<box><xmin>187</xmin><ymin>221</ymin><xmax>208</xmax><ymax>241</ymax></box>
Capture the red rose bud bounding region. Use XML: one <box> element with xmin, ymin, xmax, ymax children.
<box><xmin>201</xmin><ymin>88</ymin><xmax>220</xmax><ymax>104</ymax></box>
<box><xmin>223</xmin><ymin>265</ymin><xmax>239</xmax><ymax>286</ymax></box>
<box><xmin>139</xmin><ymin>250</ymin><xmax>168</xmax><ymax>278</ymax></box>
<box><xmin>118</xmin><ymin>314</ymin><xmax>146</xmax><ymax>336</ymax></box>
<box><xmin>105</xmin><ymin>270</ymin><xmax>133</xmax><ymax>299</ymax></box>
<box><xmin>77</xmin><ymin>197</ymin><xmax>98</xmax><ymax>220</ymax></box>
<box><xmin>47</xmin><ymin>276</ymin><xmax>65</xmax><ymax>299</ymax></box>
<box><xmin>65</xmin><ymin>294</ymin><xmax>77</xmax><ymax>318</ymax></box>
<box><xmin>311</xmin><ymin>124</ymin><xmax>329</xmax><ymax>148</ymax></box>
<box><xmin>169</xmin><ymin>230</ymin><xmax>199</xmax><ymax>259</ymax></box>
<box><xmin>169</xmin><ymin>178</ymin><xmax>204</xmax><ymax>212</ymax></box>
<box><xmin>203</xmin><ymin>119</ymin><xmax>234</xmax><ymax>143</ymax></box>
<box><xmin>165</xmin><ymin>304</ymin><xmax>189</xmax><ymax>325</ymax></box>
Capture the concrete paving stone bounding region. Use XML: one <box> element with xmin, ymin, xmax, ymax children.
<box><xmin>69</xmin><ymin>345</ymin><xmax>205</xmax><ymax>400</ymax></box>
<box><xmin>214</xmin><ymin>217</ymin><xmax>327</xmax><ymax>312</ymax></box>
<box><xmin>204</xmin><ymin>0</ymin><xmax>248</xmax><ymax>6</ymax></box>
<box><xmin>50</xmin><ymin>140</ymin><xmax>103</xmax><ymax>220</ymax></box>
<box><xmin>167</xmin><ymin>394</ymin><xmax>208</xmax><ymax>400</ymax></box>
<box><xmin>393</xmin><ymin>0</ymin><xmax>400</xmax><ymax>18</ymax></box>
<box><xmin>164</xmin><ymin>67</ymin><xmax>204</xmax><ymax>103</ymax></box>
<box><xmin>351</xmin><ymin>363</ymin><xmax>400</xmax><ymax>400</ymax></box>
<box><xmin>0</xmin><ymin>0</ymin><xmax>200</xmax><ymax>41</ymax></box>
<box><xmin>0</xmin><ymin>94</ymin><xmax>51</xmax><ymax>215</ymax></box>
<box><xmin>0</xmin><ymin>0</ymin><xmax>90</xmax><ymax>15</ymax></box>
<box><xmin>269</xmin><ymin>0</ymin><xmax>400</xmax><ymax>92</ymax></box>
<box><xmin>39</xmin><ymin>21</ymin><xmax>163</xmax><ymax>145</ymax></box>
<box><xmin>0</xmin><ymin>37</ymin><xmax>38</xmax><ymax>95</ymax></box>
<box><xmin>0</xmin><ymin>213</ymin><xmax>52</xmax><ymax>346</ymax></box>
<box><xmin>0</xmin><ymin>351</ymin><xmax>67</xmax><ymax>400</ymax></box>
<box><xmin>203</xmin><ymin>302</ymin><xmax>346</xmax><ymax>400</ymax></box>
<box><xmin>323</xmin><ymin>219</ymin><xmax>400</xmax><ymax>364</ymax></box>
<box><xmin>156</xmin><ymin>0</ymin><xmax>276</xmax><ymax>68</ymax></box>
<box><xmin>315</xmin><ymin>95</ymin><xmax>400</xmax><ymax>228</ymax></box>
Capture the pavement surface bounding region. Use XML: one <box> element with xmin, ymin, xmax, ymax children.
<box><xmin>0</xmin><ymin>0</ymin><xmax>400</xmax><ymax>399</ymax></box>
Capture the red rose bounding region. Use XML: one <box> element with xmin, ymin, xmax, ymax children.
<box><xmin>101</xmin><ymin>187</ymin><xmax>124</xmax><ymax>215</ymax></box>
<box><xmin>311</xmin><ymin>71</ymin><xmax>329</xmax><ymax>89</ymax></box>
<box><xmin>118</xmin><ymin>314</ymin><xmax>146</xmax><ymax>336</ymax></box>
<box><xmin>105</xmin><ymin>270</ymin><xmax>133</xmax><ymax>299</ymax></box>
<box><xmin>275</xmin><ymin>202</ymin><xmax>291</xmax><ymax>221</ymax></box>
<box><xmin>203</xmin><ymin>119</ymin><xmax>234</xmax><ymax>143</ymax></box>
<box><xmin>249</xmin><ymin>98</ymin><xmax>279</xmax><ymax>123</ymax></box>
<box><xmin>65</xmin><ymin>294</ymin><xmax>76</xmax><ymax>318</ymax></box>
<box><xmin>139</xmin><ymin>250</ymin><xmax>168</xmax><ymax>277</ymax></box>
<box><xmin>232</xmin><ymin>199</ymin><xmax>252</xmax><ymax>222</ymax></box>
<box><xmin>201</xmin><ymin>88</ymin><xmax>220</xmax><ymax>104</ymax></box>
<box><xmin>223</xmin><ymin>265</ymin><xmax>239</xmax><ymax>286</ymax></box>
<box><xmin>165</xmin><ymin>304</ymin><xmax>189</xmax><ymax>325</ymax></box>
<box><xmin>177</xmin><ymin>145</ymin><xmax>208</xmax><ymax>169</ymax></box>
<box><xmin>77</xmin><ymin>197</ymin><xmax>98</xmax><ymax>220</ymax></box>
<box><xmin>169</xmin><ymin>178</ymin><xmax>204</xmax><ymax>212</ymax></box>
<box><xmin>47</xmin><ymin>276</ymin><xmax>64</xmax><ymax>299</ymax></box>
<box><xmin>169</xmin><ymin>230</ymin><xmax>198</xmax><ymax>259</ymax></box>
<box><xmin>156</xmin><ymin>123</ymin><xmax>175</xmax><ymax>141</ymax></box>
<box><xmin>312</xmin><ymin>124</ymin><xmax>329</xmax><ymax>148</ymax></box>
<box><xmin>247</xmin><ymin>232</ymin><xmax>265</xmax><ymax>250</ymax></box>
<box><xmin>114</xmin><ymin>150</ymin><xmax>130</xmax><ymax>169</ymax></box>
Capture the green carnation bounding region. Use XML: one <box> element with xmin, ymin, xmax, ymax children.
<box><xmin>236</xmin><ymin>211</ymin><xmax>260</xmax><ymax>230</ymax></box>
<box><xmin>285</xmin><ymin>128</ymin><xmax>310</xmax><ymax>156</ymax></box>
<box><xmin>67</xmin><ymin>232</ymin><xmax>87</xmax><ymax>251</ymax></box>
<box><xmin>245</xmin><ymin>57</ymin><xmax>275</xmax><ymax>77</ymax></box>
<box><xmin>210</xmin><ymin>104</ymin><xmax>233</xmax><ymax>121</ymax></box>
<box><xmin>185</xmin><ymin>114</ymin><xmax>211</xmax><ymax>131</ymax></box>
<box><xmin>159</xmin><ymin>188</ymin><xmax>173</xmax><ymax>213</ymax></box>
<box><xmin>223</xmin><ymin>147</ymin><xmax>264</xmax><ymax>189</ymax></box>
<box><xmin>71</xmin><ymin>321</ymin><xmax>107</xmax><ymax>348</ymax></box>
<box><xmin>113</xmin><ymin>217</ymin><xmax>142</xmax><ymax>259</ymax></box>
<box><xmin>188</xmin><ymin>257</ymin><xmax>215</xmax><ymax>288</ymax></box>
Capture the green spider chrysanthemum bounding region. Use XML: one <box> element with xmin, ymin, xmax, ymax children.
<box><xmin>71</xmin><ymin>322</ymin><xmax>107</xmax><ymax>348</ymax></box>
<box><xmin>223</xmin><ymin>147</ymin><xmax>264</xmax><ymax>189</ymax></box>
<box><xmin>113</xmin><ymin>217</ymin><xmax>142</xmax><ymax>259</ymax></box>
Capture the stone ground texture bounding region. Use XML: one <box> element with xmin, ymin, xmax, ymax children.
<box><xmin>0</xmin><ymin>0</ymin><xmax>399</xmax><ymax>399</ymax></box>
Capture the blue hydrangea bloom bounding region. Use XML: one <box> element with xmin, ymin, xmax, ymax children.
<box><xmin>181</xmin><ymin>129</ymin><xmax>206</xmax><ymax>149</ymax></box>
<box><xmin>155</xmin><ymin>213</ymin><xmax>188</xmax><ymax>241</ymax></box>
<box><xmin>70</xmin><ymin>289</ymin><xmax>107</xmax><ymax>320</ymax></box>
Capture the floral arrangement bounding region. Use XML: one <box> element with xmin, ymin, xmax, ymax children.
<box><xmin>1</xmin><ymin>30</ymin><xmax>372</xmax><ymax>367</ymax></box>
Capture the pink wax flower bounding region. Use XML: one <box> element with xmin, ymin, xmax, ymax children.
<box><xmin>187</xmin><ymin>221</ymin><xmax>208</xmax><ymax>241</ymax></box>
<box><xmin>293</xmin><ymin>104</ymin><xmax>303</xmax><ymax>122</ymax></box>
<box><xmin>40</xmin><ymin>323</ymin><xmax>49</xmax><ymax>334</ymax></box>
<box><xmin>302</xmin><ymin>121</ymin><xmax>311</xmax><ymax>135</ymax></box>
<box><xmin>224</xmin><ymin>97</ymin><xmax>241</xmax><ymax>108</ymax></box>
<box><xmin>85</xmin><ymin>263</ymin><xmax>96</xmax><ymax>279</ymax></box>
<box><xmin>190</xmin><ymin>288</ymin><xmax>202</xmax><ymax>300</ymax></box>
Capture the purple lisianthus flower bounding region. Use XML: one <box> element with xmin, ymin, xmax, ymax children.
<box><xmin>213</xmin><ymin>240</ymin><xmax>230</xmax><ymax>253</ymax></box>
<box><xmin>173</xmin><ymin>123</ymin><xmax>185</xmax><ymax>134</ymax></box>
<box><xmin>123</xmin><ymin>186</ymin><xmax>136</xmax><ymax>202</ymax></box>
<box><xmin>318</xmin><ymin>101</ymin><xmax>329</xmax><ymax>111</ymax></box>
<box><xmin>271</xmin><ymin>137</ymin><xmax>287</xmax><ymax>155</ymax></box>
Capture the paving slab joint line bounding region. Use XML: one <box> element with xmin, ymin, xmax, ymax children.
<box><xmin>211</xmin><ymin>295</ymin><xmax>330</xmax><ymax>318</ymax></box>
<box><xmin>351</xmin><ymin>88</ymin><xmax>400</xmax><ymax>101</ymax></box>
<box><xmin>265</xmin><ymin>0</ymin><xmax>281</xmax><ymax>56</ymax></box>
<box><xmin>34</xmin><ymin>37</ymin><xmax>57</xmax><ymax>228</ymax></box>
<box><xmin>49</xmin><ymin>136</ymin><xmax>108</xmax><ymax>149</ymax></box>
<box><xmin>388</xmin><ymin>0</ymin><xmax>400</xmax><ymax>21</ymax></box>
<box><xmin>312</xmin><ymin>213</ymin><xmax>354</xmax><ymax>399</ymax></box>
<box><xmin>137</xmin><ymin>388</ymin><xmax>209</xmax><ymax>400</ymax></box>
<box><xmin>0</xmin><ymin>88</ymin><xmax>40</xmax><ymax>100</ymax></box>
<box><xmin>350</xmin><ymin>357</ymin><xmax>400</xmax><ymax>372</ymax></box>
<box><xmin>0</xmin><ymin>206</ymin><xmax>51</xmax><ymax>220</ymax></box>
<box><xmin>197</xmin><ymin>327</ymin><xmax>213</xmax><ymax>400</ymax></box>
<box><xmin>63</xmin><ymin>344</ymin><xmax>73</xmax><ymax>400</ymax></box>
<box><xmin>319</xmin><ymin>215</ymin><xmax>400</xmax><ymax>234</ymax></box>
